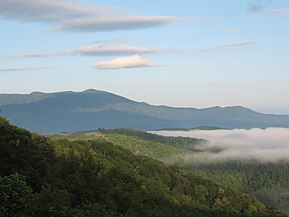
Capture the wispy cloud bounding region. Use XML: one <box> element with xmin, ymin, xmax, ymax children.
<box><xmin>248</xmin><ymin>2</ymin><xmax>263</xmax><ymax>14</ymax></box>
<box><xmin>0</xmin><ymin>66</ymin><xmax>52</xmax><ymax>71</ymax></box>
<box><xmin>94</xmin><ymin>55</ymin><xmax>159</xmax><ymax>70</ymax></box>
<box><xmin>49</xmin><ymin>16</ymin><xmax>193</xmax><ymax>32</ymax></box>
<box><xmin>0</xmin><ymin>0</ymin><xmax>201</xmax><ymax>32</ymax></box>
<box><xmin>198</xmin><ymin>41</ymin><xmax>255</xmax><ymax>52</ymax></box>
<box><xmin>248</xmin><ymin>2</ymin><xmax>289</xmax><ymax>16</ymax></box>
<box><xmin>14</xmin><ymin>52</ymin><xmax>63</xmax><ymax>58</ymax></box>
<box><xmin>71</xmin><ymin>41</ymin><xmax>168</xmax><ymax>56</ymax></box>
<box><xmin>266</xmin><ymin>8</ymin><xmax>289</xmax><ymax>15</ymax></box>
<box><xmin>217</xmin><ymin>28</ymin><xmax>238</xmax><ymax>33</ymax></box>
<box><xmin>1</xmin><ymin>41</ymin><xmax>168</xmax><ymax>58</ymax></box>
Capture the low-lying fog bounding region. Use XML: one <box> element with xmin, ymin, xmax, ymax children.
<box><xmin>152</xmin><ymin>128</ymin><xmax>289</xmax><ymax>162</ymax></box>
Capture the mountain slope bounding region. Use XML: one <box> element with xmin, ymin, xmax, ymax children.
<box><xmin>1</xmin><ymin>89</ymin><xmax>289</xmax><ymax>133</ymax></box>
<box><xmin>52</xmin><ymin>128</ymin><xmax>289</xmax><ymax>215</ymax></box>
<box><xmin>0</xmin><ymin>117</ymin><xmax>285</xmax><ymax>217</ymax></box>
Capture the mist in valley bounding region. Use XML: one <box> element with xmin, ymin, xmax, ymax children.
<box><xmin>153</xmin><ymin>128</ymin><xmax>289</xmax><ymax>163</ymax></box>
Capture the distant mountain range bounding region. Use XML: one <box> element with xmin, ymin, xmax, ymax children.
<box><xmin>1</xmin><ymin>89</ymin><xmax>289</xmax><ymax>134</ymax></box>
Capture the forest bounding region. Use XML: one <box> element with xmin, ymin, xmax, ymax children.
<box><xmin>52</xmin><ymin>128</ymin><xmax>289</xmax><ymax>215</ymax></box>
<box><xmin>0</xmin><ymin>118</ymin><xmax>286</xmax><ymax>216</ymax></box>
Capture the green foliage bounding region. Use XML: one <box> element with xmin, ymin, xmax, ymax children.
<box><xmin>105</xmin><ymin>133</ymin><xmax>187</xmax><ymax>160</ymax></box>
<box><xmin>51</xmin><ymin>128</ymin><xmax>202</xmax><ymax>161</ymax></box>
<box><xmin>0</xmin><ymin>118</ymin><xmax>55</xmax><ymax>190</ymax></box>
<box><xmin>101</xmin><ymin>128</ymin><xmax>204</xmax><ymax>149</ymax></box>
<box><xmin>0</xmin><ymin>173</ymin><xmax>32</xmax><ymax>217</ymax></box>
<box><xmin>30</xmin><ymin>186</ymin><xmax>72</xmax><ymax>217</ymax></box>
<box><xmin>186</xmin><ymin>161</ymin><xmax>289</xmax><ymax>215</ymax></box>
<box><xmin>50</xmin><ymin>127</ymin><xmax>289</xmax><ymax>216</ymax></box>
<box><xmin>0</xmin><ymin>118</ymin><xmax>285</xmax><ymax>216</ymax></box>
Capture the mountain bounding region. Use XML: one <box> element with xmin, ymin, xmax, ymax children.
<box><xmin>0</xmin><ymin>117</ymin><xmax>285</xmax><ymax>216</ymax></box>
<box><xmin>1</xmin><ymin>89</ymin><xmax>289</xmax><ymax>133</ymax></box>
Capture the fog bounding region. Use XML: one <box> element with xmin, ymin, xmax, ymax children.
<box><xmin>153</xmin><ymin>128</ymin><xmax>289</xmax><ymax>163</ymax></box>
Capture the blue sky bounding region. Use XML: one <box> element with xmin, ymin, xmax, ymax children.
<box><xmin>0</xmin><ymin>0</ymin><xmax>289</xmax><ymax>114</ymax></box>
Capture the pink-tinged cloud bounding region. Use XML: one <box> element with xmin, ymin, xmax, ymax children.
<box><xmin>94</xmin><ymin>55</ymin><xmax>159</xmax><ymax>70</ymax></box>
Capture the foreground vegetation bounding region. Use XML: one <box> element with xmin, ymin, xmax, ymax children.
<box><xmin>0</xmin><ymin>118</ymin><xmax>284</xmax><ymax>216</ymax></box>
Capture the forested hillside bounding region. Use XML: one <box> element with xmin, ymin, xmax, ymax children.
<box><xmin>0</xmin><ymin>118</ymin><xmax>284</xmax><ymax>217</ymax></box>
<box><xmin>52</xmin><ymin>128</ymin><xmax>289</xmax><ymax>215</ymax></box>
<box><xmin>187</xmin><ymin>161</ymin><xmax>289</xmax><ymax>215</ymax></box>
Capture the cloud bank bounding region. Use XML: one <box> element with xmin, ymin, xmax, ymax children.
<box><xmin>154</xmin><ymin>128</ymin><xmax>289</xmax><ymax>162</ymax></box>
<box><xmin>0</xmin><ymin>0</ymin><xmax>195</xmax><ymax>32</ymax></box>
<box><xmin>94</xmin><ymin>55</ymin><xmax>158</xmax><ymax>70</ymax></box>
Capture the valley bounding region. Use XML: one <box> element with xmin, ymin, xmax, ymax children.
<box><xmin>52</xmin><ymin>127</ymin><xmax>289</xmax><ymax>215</ymax></box>
<box><xmin>2</xmin><ymin>117</ymin><xmax>285</xmax><ymax>216</ymax></box>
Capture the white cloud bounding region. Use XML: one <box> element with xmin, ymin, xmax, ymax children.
<box><xmin>199</xmin><ymin>41</ymin><xmax>255</xmax><ymax>52</ymax></box>
<box><xmin>154</xmin><ymin>128</ymin><xmax>289</xmax><ymax>162</ymax></box>
<box><xmin>0</xmin><ymin>0</ymin><xmax>198</xmax><ymax>32</ymax></box>
<box><xmin>0</xmin><ymin>66</ymin><xmax>52</xmax><ymax>71</ymax></box>
<box><xmin>94</xmin><ymin>55</ymin><xmax>159</xmax><ymax>70</ymax></box>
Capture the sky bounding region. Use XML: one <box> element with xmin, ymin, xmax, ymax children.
<box><xmin>0</xmin><ymin>0</ymin><xmax>289</xmax><ymax>114</ymax></box>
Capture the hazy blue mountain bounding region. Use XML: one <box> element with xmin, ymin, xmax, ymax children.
<box><xmin>1</xmin><ymin>89</ymin><xmax>289</xmax><ymax>133</ymax></box>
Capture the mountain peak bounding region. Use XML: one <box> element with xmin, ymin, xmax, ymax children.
<box><xmin>30</xmin><ymin>91</ymin><xmax>45</xmax><ymax>95</ymax></box>
<box><xmin>224</xmin><ymin>105</ymin><xmax>256</xmax><ymax>113</ymax></box>
<box><xmin>82</xmin><ymin>89</ymin><xmax>100</xmax><ymax>93</ymax></box>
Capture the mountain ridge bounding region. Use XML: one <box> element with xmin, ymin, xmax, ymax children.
<box><xmin>1</xmin><ymin>89</ymin><xmax>289</xmax><ymax>133</ymax></box>
<box><xmin>0</xmin><ymin>89</ymin><xmax>257</xmax><ymax>111</ymax></box>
